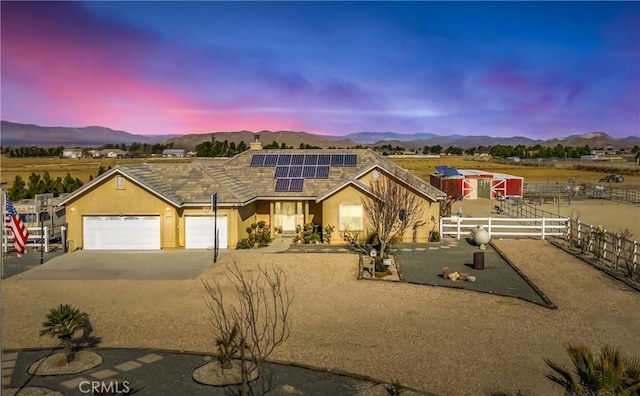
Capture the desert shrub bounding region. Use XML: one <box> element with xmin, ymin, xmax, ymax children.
<box><xmin>40</xmin><ymin>304</ymin><xmax>89</xmax><ymax>363</ymax></box>
<box><xmin>323</xmin><ymin>224</ymin><xmax>335</xmax><ymax>244</ymax></box>
<box><xmin>429</xmin><ymin>230</ymin><xmax>441</xmax><ymax>242</ymax></box>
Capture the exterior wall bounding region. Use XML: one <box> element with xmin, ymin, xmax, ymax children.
<box><xmin>236</xmin><ymin>202</ymin><xmax>258</xmax><ymax>246</ymax></box>
<box><xmin>430</xmin><ymin>175</ymin><xmax>463</xmax><ymax>199</ymax></box>
<box><xmin>307</xmin><ymin>201</ymin><xmax>323</xmax><ymax>225</ymax></box>
<box><xmin>321</xmin><ymin>173</ymin><xmax>441</xmax><ymax>245</ymax></box>
<box><xmin>506</xmin><ymin>178</ymin><xmax>523</xmax><ymax>197</ymax></box>
<box><xmin>65</xmin><ymin>174</ymin><xmax>178</xmax><ymax>250</ymax></box>
<box><xmin>322</xmin><ymin>185</ymin><xmax>370</xmax><ymax>244</ymax></box>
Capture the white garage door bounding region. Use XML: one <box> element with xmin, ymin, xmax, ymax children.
<box><xmin>185</xmin><ymin>216</ymin><xmax>227</xmax><ymax>249</ymax></box>
<box><xmin>83</xmin><ymin>216</ymin><xmax>161</xmax><ymax>250</ymax></box>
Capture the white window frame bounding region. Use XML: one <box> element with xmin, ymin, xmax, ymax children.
<box><xmin>339</xmin><ymin>202</ymin><xmax>363</xmax><ymax>231</ymax></box>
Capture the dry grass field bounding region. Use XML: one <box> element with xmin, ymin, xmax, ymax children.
<box><xmin>390</xmin><ymin>155</ymin><xmax>640</xmax><ymax>185</ymax></box>
<box><xmin>0</xmin><ymin>156</ymin><xmax>192</xmax><ymax>185</ymax></box>
<box><xmin>1</xmin><ymin>154</ymin><xmax>639</xmax><ymax>186</ymax></box>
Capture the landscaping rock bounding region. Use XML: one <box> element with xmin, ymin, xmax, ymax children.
<box><xmin>448</xmin><ymin>272</ymin><xmax>460</xmax><ymax>281</ymax></box>
<box><xmin>442</xmin><ymin>266</ymin><xmax>450</xmax><ymax>278</ymax></box>
<box><xmin>458</xmin><ymin>273</ymin><xmax>468</xmax><ymax>281</ymax></box>
<box><xmin>467</xmin><ymin>276</ymin><xmax>477</xmax><ymax>283</ymax></box>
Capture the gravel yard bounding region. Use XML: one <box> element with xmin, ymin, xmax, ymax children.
<box><xmin>3</xmin><ymin>241</ymin><xmax>639</xmax><ymax>395</ymax></box>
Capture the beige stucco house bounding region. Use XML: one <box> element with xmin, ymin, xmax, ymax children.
<box><xmin>58</xmin><ymin>143</ymin><xmax>447</xmax><ymax>250</ymax></box>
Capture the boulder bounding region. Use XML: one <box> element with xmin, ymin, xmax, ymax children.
<box><xmin>448</xmin><ymin>272</ymin><xmax>460</xmax><ymax>281</ymax></box>
<box><xmin>467</xmin><ymin>276</ymin><xmax>477</xmax><ymax>283</ymax></box>
<box><xmin>442</xmin><ymin>266</ymin><xmax>450</xmax><ymax>279</ymax></box>
<box><xmin>458</xmin><ymin>273</ymin><xmax>468</xmax><ymax>281</ymax></box>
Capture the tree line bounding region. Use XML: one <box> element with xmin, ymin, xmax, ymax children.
<box><xmin>1</xmin><ymin>142</ymin><xmax>176</xmax><ymax>158</ymax></box>
<box><xmin>5</xmin><ymin>165</ymin><xmax>113</xmax><ymax>202</ymax></box>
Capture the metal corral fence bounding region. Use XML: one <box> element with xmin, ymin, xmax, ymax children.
<box><xmin>523</xmin><ymin>182</ymin><xmax>640</xmax><ymax>205</ymax></box>
<box><xmin>500</xmin><ymin>198</ymin><xmax>639</xmax><ymax>284</ymax></box>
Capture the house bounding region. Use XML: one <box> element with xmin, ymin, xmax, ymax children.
<box><xmin>430</xmin><ymin>166</ymin><xmax>523</xmax><ymax>200</ymax></box>
<box><xmin>61</xmin><ymin>148</ymin><xmax>84</xmax><ymax>159</ymax></box>
<box><xmin>58</xmin><ymin>145</ymin><xmax>447</xmax><ymax>251</ymax></box>
<box><xmin>162</xmin><ymin>149</ymin><xmax>187</xmax><ymax>157</ymax></box>
<box><xmin>99</xmin><ymin>149</ymin><xmax>128</xmax><ymax>158</ymax></box>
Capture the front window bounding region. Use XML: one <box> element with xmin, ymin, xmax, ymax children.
<box><xmin>339</xmin><ymin>203</ymin><xmax>363</xmax><ymax>231</ymax></box>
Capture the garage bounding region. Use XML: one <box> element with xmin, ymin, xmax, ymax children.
<box><xmin>83</xmin><ymin>216</ymin><xmax>161</xmax><ymax>250</ymax></box>
<box><xmin>185</xmin><ymin>216</ymin><xmax>228</xmax><ymax>249</ymax></box>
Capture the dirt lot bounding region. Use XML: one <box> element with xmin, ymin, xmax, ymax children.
<box><xmin>3</xmin><ymin>242</ymin><xmax>639</xmax><ymax>395</ymax></box>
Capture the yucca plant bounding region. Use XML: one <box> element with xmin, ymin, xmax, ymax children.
<box><xmin>545</xmin><ymin>343</ymin><xmax>640</xmax><ymax>395</ymax></box>
<box><xmin>40</xmin><ymin>304</ymin><xmax>89</xmax><ymax>364</ymax></box>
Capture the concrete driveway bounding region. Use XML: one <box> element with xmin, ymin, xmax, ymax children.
<box><xmin>9</xmin><ymin>249</ymin><xmax>222</xmax><ymax>280</ymax></box>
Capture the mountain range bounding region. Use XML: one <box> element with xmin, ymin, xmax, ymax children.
<box><xmin>1</xmin><ymin>120</ymin><xmax>638</xmax><ymax>151</ymax></box>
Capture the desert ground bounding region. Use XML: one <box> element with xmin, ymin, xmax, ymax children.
<box><xmin>2</xmin><ymin>241</ymin><xmax>639</xmax><ymax>395</ymax></box>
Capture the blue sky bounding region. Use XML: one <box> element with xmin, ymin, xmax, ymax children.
<box><xmin>1</xmin><ymin>1</ymin><xmax>638</xmax><ymax>138</ymax></box>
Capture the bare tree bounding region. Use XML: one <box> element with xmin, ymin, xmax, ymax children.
<box><xmin>203</xmin><ymin>261</ymin><xmax>293</xmax><ymax>395</ymax></box>
<box><xmin>362</xmin><ymin>176</ymin><xmax>425</xmax><ymax>255</ymax></box>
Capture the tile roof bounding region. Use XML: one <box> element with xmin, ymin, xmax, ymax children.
<box><xmin>60</xmin><ymin>149</ymin><xmax>447</xmax><ymax>207</ymax></box>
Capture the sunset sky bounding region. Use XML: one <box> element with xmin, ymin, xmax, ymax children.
<box><xmin>1</xmin><ymin>1</ymin><xmax>638</xmax><ymax>138</ymax></box>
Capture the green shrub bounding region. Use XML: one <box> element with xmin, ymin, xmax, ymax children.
<box><xmin>236</xmin><ymin>221</ymin><xmax>271</xmax><ymax>249</ymax></box>
<box><xmin>429</xmin><ymin>230</ymin><xmax>441</xmax><ymax>242</ymax></box>
<box><xmin>323</xmin><ymin>225</ymin><xmax>335</xmax><ymax>244</ymax></box>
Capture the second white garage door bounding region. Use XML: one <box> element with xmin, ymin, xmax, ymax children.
<box><xmin>185</xmin><ymin>216</ymin><xmax>228</xmax><ymax>249</ymax></box>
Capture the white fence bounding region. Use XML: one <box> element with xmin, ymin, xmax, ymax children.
<box><xmin>440</xmin><ymin>216</ymin><xmax>568</xmax><ymax>240</ymax></box>
<box><xmin>3</xmin><ymin>226</ymin><xmax>49</xmax><ymax>253</ymax></box>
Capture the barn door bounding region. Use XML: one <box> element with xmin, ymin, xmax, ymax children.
<box><xmin>491</xmin><ymin>179</ymin><xmax>506</xmax><ymax>199</ymax></box>
<box><xmin>462</xmin><ymin>179</ymin><xmax>477</xmax><ymax>199</ymax></box>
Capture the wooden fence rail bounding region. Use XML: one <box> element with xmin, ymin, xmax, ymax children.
<box><xmin>3</xmin><ymin>226</ymin><xmax>50</xmax><ymax>253</ymax></box>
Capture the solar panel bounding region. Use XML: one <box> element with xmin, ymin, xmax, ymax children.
<box><xmin>304</xmin><ymin>154</ymin><xmax>318</xmax><ymax>166</ymax></box>
<box><xmin>263</xmin><ymin>154</ymin><xmax>278</xmax><ymax>166</ymax></box>
<box><xmin>318</xmin><ymin>154</ymin><xmax>331</xmax><ymax>166</ymax></box>
<box><xmin>277</xmin><ymin>154</ymin><xmax>292</xmax><ymax>166</ymax></box>
<box><xmin>302</xmin><ymin>166</ymin><xmax>316</xmax><ymax>178</ymax></box>
<box><xmin>275</xmin><ymin>167</ymin><xmax>288</xmax><ymax>178</ymax></box>
<box><xmin>291</xmin><ymin>154</ymin><xmax>305</xmax><ymax>165</ymax></box>
<box><xmin>250</xmin><ymin>154</ymin><xmax>266</xmax><ymax>167</ymax></box>
<box><xmin>344</xmin><ymin>154</ymin><xmax>357</xmax><ymax>166</ymax></box>
<box><xmin>436</xmin><ymin>166</ymin><xmax>460</xmax><ymax>177</ymax></box>
<box><xmin>289</xmin><ymin>178</ymin><xmax>304</xmax><ymax>192</ymax></box>
<box><xmin>288</xmin><ymin>166</ymin><xmax>303</xmax><ymax>178</ymax></box>
<box><xmin>331</xmin><ymin>154</ymin><xmax>345</xmax><ymax>166</ymax></box>
<box><xmin>316</xmin><ymin>166</ymin><xmax>329</xmax><ymax>179</ymax></box>
<box><xmin>275</xmin><ymin>178</ymin><xmax>290</xmax><ymax>192</ymax></box>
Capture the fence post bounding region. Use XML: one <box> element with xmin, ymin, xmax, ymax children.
<box><xmin>602</xmin><ymin>230</ymin><xmax>607</xmax><ymax>260</ymax></box>
<box><xmin>577</xmin><ymin>221</ymin><xmax>582</xmax><ymax>243</ymax></box>
<box><xmin>439</xmin><ymin>217</ymin><xmax>443</xmax><ymax>239</ymax></box>
<box><xmin>541</xmin><ymin>218</ymin><xmax>546</xmax><ymax>240</ymax></box>
<box><xmin>456</xmin><ymin>216</ymin><xmax>461</xmax><ymax>240</ymax></box>
<box><xmin>43</xmin><ymin>226</ymin><xmax>49</xmax><ymax>253</ymax></box>
<box><xmin>488</xmin><ymin>217</ymin><xmax>492</xmax><ymax>237</ymax></box>
<box><xmin>633</xmin><ymin>241</ymin><xmax>638</xmax><ymax>274</ymax></box>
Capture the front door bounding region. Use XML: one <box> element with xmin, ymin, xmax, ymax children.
<box><xmin>275</xmin><ymin>202</ymin><xmax>303</xmax><ymax>233</ymax></box>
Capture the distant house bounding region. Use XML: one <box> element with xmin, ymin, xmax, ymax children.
<box><xmin>99</xmin><ymin>149</ymin><xmax>128</xmax><ymax>158</ymax></box>
<box><xmin>62</xmin><ymin>148</ymin><xmax>84</xmax><ymax>159</ymax></box>
<box><xmin>162</xmin><ymin>149</ymin><xmax>187</xmax><ymax>158</ymax></box>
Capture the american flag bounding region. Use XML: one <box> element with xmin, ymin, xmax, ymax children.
<box><xmin>4</xmin><ymin>193</ymin><xmax>29</xmax><ymax>256</ymax></box>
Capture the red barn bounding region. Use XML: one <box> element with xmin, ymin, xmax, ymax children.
<box><xmin>429</xmin><ymin>167</ymin><xmax>523</xmax><ymax>200</ymax></box>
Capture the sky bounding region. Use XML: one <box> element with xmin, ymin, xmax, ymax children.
<box><xmin>1</xmin><ymin>1</ymin><xmax>639</xmax><ymax>139</ymax></box>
